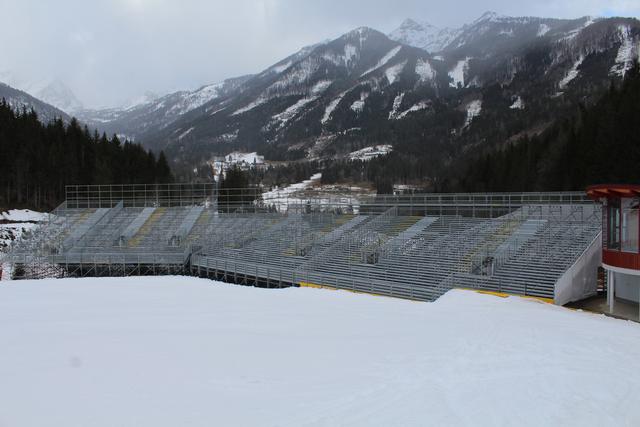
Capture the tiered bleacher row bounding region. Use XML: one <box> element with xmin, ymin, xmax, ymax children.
<box><xmin>5</xmin><ymin>184</ymin><xmax>602</xmax><ymax>303</ymax></box>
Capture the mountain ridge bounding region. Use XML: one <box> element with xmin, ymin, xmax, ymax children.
<box><xmin>6</xmin><ymin>11</ymin><xmax>639</xmax><ymax>186</ymax></box>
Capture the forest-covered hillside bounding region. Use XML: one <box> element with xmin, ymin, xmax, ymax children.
<box><xmin>0</xmin><ymin>101</ymin><xmax>173</xmax><ymax>210</ymax></box>
<box><xmin>449</xmin><ymin>64</ymin><xmax>640</xmax><ymax>191</ymax></box>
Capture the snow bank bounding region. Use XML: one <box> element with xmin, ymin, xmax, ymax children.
<box><xmin>0</xmin><ymin>277</ymin><xmax>639</xmax><ymax>426</ymax></box>
<box><xmin>1</xmin><ymin>209</ymin><xmax>47</xmax><ymax>222</ymax></box>
<box><xmin>261</xmin><ymin>173</ymin><xmax>322</xmax><ymax>210</ymax></box>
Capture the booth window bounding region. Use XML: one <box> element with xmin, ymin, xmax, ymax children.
<box><xmin>622</xmin><ymin>197</ymin><xmax>639</xmax><ymax>253</ymax></box>
<box><xmin>607</xmin><ymin>198</ymin><xmax>621</xmax><ymax>250</ymax></box>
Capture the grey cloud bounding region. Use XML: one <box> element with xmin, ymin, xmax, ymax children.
<box><xmin>0</xmin><ymin>0</ymin><xmax>637</xmax><ymax>108</ymax></box>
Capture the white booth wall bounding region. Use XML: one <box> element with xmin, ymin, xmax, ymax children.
<box><xmin>614</xmin><ymin>271</ymin><xmax>640</xmax><ymax>303</ymax></box>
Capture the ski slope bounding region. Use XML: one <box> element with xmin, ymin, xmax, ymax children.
<box><xmin>0</xmin><ymin>276</ymin><xmax>639</xmax><ymax>426</ymax></box>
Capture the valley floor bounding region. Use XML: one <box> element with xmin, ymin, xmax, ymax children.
<box><xmin>0</xmin><ymin>276</ymin><xmax>639</xmax><ymax>426</ymax></box>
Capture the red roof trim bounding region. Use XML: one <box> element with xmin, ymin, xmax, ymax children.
<box><xmin>586</xmin><ymin>184</ymin><xmax>640</xmax><ymax>200</ymax></box>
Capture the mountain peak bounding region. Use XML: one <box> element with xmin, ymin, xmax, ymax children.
<box><xmin>397</xmin><ymin>18</ymin><xmax>437</xmax><ymax>31</ymax></box>
<box><xmin>473</xmin><ymin>11</ymin><xmax>506</xmax><ymax>23</ymax></box>
<box><xmin>389</xmin><ymin>18</ymin><xmax>459</xmax><ymax>53</ymax></box>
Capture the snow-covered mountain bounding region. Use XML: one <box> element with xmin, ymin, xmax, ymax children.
<box><xmin>71</xmin><ymin>12</ymin><xmax>640</xmax><ymax>180</ymax></box>
<box><xmin>0</xmin><ymin>72</ymin><xmax>83</xmax><ymax>113</ymax></box>
<box><xmin>388</xmin><ymin>18</ymin><xmax>460</xmax><ymax>53</ymax></box>
<box><xmin>75</xmin><ymin>76</ymin><xmax>252</xmax><ymax>141</ymax></box>
<box><xmin>0</xmin><ymin>82</ymin><xmax>71</xmax><ymax>123</ymax></box>
<box><xmin>34</xmin><ymin>79</ymin><xmax>83</xmax><ymax>113</ymax></box>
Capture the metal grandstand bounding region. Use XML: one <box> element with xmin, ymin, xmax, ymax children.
<box><xmin>3</xmin><ymin>184</ymin><xmax>602</xmax><ymax>304</ymax></box>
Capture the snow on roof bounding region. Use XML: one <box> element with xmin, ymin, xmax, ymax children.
<box><xmin>1</xmin><ymin>277</ymin><xmax>639</xmax><ymax>426</ymax></box>
<box><xmin>217</xmin><ymin>152</ymin><xmax>264</xmax><ymax>166</ymax></box>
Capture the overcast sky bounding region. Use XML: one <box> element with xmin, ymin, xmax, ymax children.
<box><xmin>1</xmin><ymin>0</ymin><xmax>638</xmax><ymax>108</ymax></box>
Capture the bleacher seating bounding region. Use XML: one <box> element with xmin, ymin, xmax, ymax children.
<box><xmin>5</xmin><ymin>195</ymin><xmax>602</xmax><ymax>302</ymax></box>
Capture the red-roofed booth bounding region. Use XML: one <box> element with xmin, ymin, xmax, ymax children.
<box><xmin>587</xmin><ymin>184</ymin><xmax>640</xmax><ymax>313</ymax></box>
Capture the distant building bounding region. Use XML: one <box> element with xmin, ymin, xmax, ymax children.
<box><xmin>587</xmin><ymin>185</ymin><xmax>640</xmax><ymax>313</ymax></box>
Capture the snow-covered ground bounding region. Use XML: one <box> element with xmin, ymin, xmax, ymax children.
<box><xmin>1</xmin><ymin>276</ymin><xmax>639</xmax><ymax>426</ymax></box>
<box><xmin>1</xmin><ymin>209</ymin><xmax>46</xmax><ymax>256</ymax></box>
<box><xmin>1</xmin><ymin>209</ymin><xmax>47</xmax><ymax>222</ymax></box>
<box><xmin>261</xmin><ymin>173</ymin><xmax>322</xmax><ymax>211</ymax></box>
<box><xmin>261</xmin><ymin>173</ymin><xmax>371</xmax><ymax>213</ymax></box>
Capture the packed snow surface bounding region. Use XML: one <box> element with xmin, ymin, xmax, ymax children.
<box><xmin>1</xmin><ymin>277</ymin><xmax>640</xmax><ymax>426</ymax></box>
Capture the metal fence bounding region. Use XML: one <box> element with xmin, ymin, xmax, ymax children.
<box><xmin>64</xmin><ymin>184</ymin><xmax>592</xmax><ymax>215</ymax></box>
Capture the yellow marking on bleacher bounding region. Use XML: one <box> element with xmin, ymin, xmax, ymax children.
<box><xmin>459</xmin><ymin>288</ymin><xmax>554</xmax><ymax>304</ymax></box>
<box><xmin>127</xmin><ymin>208</ymin><xmax>167</xmax><ymax>247</ymax></box>
<box><xmin>458</xmin><ymin>218</ymin><xmax>524</xmax><ymax>273</ymax></box>
<box><xmin>299</xmin><ymin>281</ymin><xmax>335</xmax><ymax>290</ymax></box>
<box><xmin>298</xmin><ymin>282</ymin><xmax>422</xmax><ymax>302</ymax></box>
